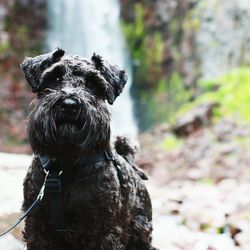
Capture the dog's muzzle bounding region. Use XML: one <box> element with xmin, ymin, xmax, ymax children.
<box><xmin>60</xmin><ymin>97</ymin><xmax>80</xmax><ymax>115</ymax></box>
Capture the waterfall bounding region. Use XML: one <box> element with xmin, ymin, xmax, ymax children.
<box><xmin>45</xmin><ymin>0</ymin><xmax>138</xmax><ymax>137</ymax></box>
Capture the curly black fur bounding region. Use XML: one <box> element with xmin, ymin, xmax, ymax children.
<box><xmin>21</xmin><ymin>49</ymin><xmax>156</xmax><ymax>250</ymax></box>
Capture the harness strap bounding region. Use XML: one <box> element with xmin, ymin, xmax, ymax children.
<box><xmin>38</xmin><ymin>155</ymin><xmax>67</xmax><ymax>237</ymax></box>
<box><xmin>38</xmin><ymin>150</ymin><xmax>120</xmax><ymax>238</ymax></box>
<box><xmin>45</xmin><ymin>169</ymin><xmax>67</xmax><ymax>238</ymax></box>
<box><xmin>0</xmin><ymin>149</ymin><xmax>123</xmax><ymax>238</ymax></box>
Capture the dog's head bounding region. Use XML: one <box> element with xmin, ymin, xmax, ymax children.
<box><xmin>21</xmin><ymin>49</ymin><xmax>127</xmax><ymax>158</ymax></box>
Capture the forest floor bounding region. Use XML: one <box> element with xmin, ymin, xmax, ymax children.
<box><xmin>1</xmin><ymin>119</ymin><xmax>250</xmax><ymax>249</ymax></box>
<box><xmin>136</xmin><ymin>118</ymin><xmax>250</xmax><ymax>250</ymax></box>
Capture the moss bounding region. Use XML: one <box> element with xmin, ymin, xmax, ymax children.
<box><xmin>142</xmin><ymin>72</ymin><xmax>192</xmax><ymax>128</ymax></box>
<box><xmin>121</xmin><ymin>3</ymin><xmax>147</xmax><ymax>62</ymax></box>
<box><xmin>121</xmin><ymin>1</ymin><xmax>195</xmax><ymax>131</ymax></box>
<box><xmin>16</xmin><ymin>25</ymin><xmax>29</xmax><ymax>45</ymax></box>
<box><xmin>218</xmin><ymin>68</ymin><xmax>250</xmax><ymax>121</ymax></box>
<box><xmin>156</xmin><ymin>78</ymin><xmax>167</xmax><ymax>94</ymax></box>
<box><xmin>121</xmin><ymin>3</ymin><xmax>165</xmax><ymax>88</ymax></box>
<box><xmin>235</xmin><ymin>136</ymin><xmax>250</xmax><ymax>148</ymax></box>
<box><xmin>176</xmin><ymin>67</ymin><xmax>250</xmax><ymax>124</ymax></box>
<box><xmin>200</xmin><ymin>223</ymin><xmax>211</xmax><ymax>231</ymax></box>
<box><xmin>168</xmin><ymin>72</ymin><xmax>191</xmax><ymax>105</ymax></box>
<box><xmin>0</xmin><ymin>41</ymin><xmax>10</xmax><ymax>54</ymax></box>
<box><xmin>183</xmin><ymin>8</ymin><xmax>201</xmax><ymax>32</ymax></box>
<box><xmin>4</xmin><ymin>135</ymin><xmax>28</xmax><ymax>146</ymax></box>
<box><xmin>161</xmin><ymin>134</ymin><xmax>183</xmax><ymax>151</ymax></box>
<box><xmin>199</xmin><ymin>178</ymin><xmax>214</xmax><ymax>186</ymax></box>
<box><xmin>154</xmin><ymin>32</ymin><xmax>164</xmax><ymax>64</ymax></box>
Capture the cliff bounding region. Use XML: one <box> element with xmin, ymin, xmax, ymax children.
<box><xmin>0</xmin><ymin>0</ymin><xmax>46</xmax><ymax>153</ymax></box>
<box><xmin>120</xmin><ymin>0</ymin><xmax>250</xmax><ymax>130</ymax></box>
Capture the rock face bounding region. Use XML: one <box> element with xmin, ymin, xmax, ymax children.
<box><xmin>121</xmin><ymin>0</ymin><xmax>250</xmax><ymax>85</ymax></box>
<box><xmin>121</xmin><ymin>0</ymin><xmax>197</xmax><ymax>129</ymax></box>
<box><xmin>195</xmin><ymin>0</ymin><xmax>250</xmax><ymax>80</ymax></box>
<box><xmin>120</xmin><ymin>0</ymin><xmax>250</xmax><ymax>130</ymax></box>
<box><xmin>0</xmin><ymin>0</ymin><xmax>46</xmax><ymax>153</ymax></box>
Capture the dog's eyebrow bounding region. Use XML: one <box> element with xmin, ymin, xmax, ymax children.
<box><xmin>41</xmin><ymin>63</ymin><xmax>66</xmax><ymax>82</ymax></box>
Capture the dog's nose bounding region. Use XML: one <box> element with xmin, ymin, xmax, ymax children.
<box><xmin>61</xmin><ymin>98</ymin><xmax>79</xmax><ymax>114</ymax></box>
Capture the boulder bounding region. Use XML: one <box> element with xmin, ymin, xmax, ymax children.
<box><xmin>173</xmin><ymin>102</ymin><xmax>218</xmax><ymax>137</ymax></box>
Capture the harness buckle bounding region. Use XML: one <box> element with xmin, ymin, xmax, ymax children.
<box><xmin>104</xmin><ymin>150</ymin><xmax>115</xmax><ymax>161</ymax></box>
<box><xmin>45</xmin><ymin>179</ymin><xmax>61</xmax><ymax>192</ymax></box>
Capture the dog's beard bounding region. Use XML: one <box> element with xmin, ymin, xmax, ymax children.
<box><xmin>56</xmin><ymin>122</ymin><xmax>84</xmax><ymax>147</ymax></box>
<box><xmin>28</xmin><ymin>100</ymin><xmax>111</xmax><ymax>162</ymax></box>
<box><xmin>29</xmin><ymin>110</ymin><xmax>85</xmax><ymax>154</ymax></box>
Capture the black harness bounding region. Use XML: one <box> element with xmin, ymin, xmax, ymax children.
<box><xmin>0</xmin><ymin>149</ymin><xmax>120</xmax><ymax>238</ymax></box>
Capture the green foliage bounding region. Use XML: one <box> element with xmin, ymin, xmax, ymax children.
<box><xmin>121</xmin><ymin>3</ymin><xmax>195</xmax><ymax>130</ymax></box>
<box><xmin>154</xmin><ymin>32</ymin><xmax>164</xmax><ymax>64</ymax></box>
<box><xmin>5</xmin><ymin>134</ymin><xmax>28</xmax><ymax>146</ymax></box>
<box><xmin>235</xmin><ymin>136</ymin><xmax>250</xmax><ymax>148</ymax></box>
<box><xmin>121</xmin><ymin>3</ymin><xmax>148</xmax><ymax>70</ymax></box>
<box><xmin>161</xmin><ymin>134</ymin><xmax>183</xmax><ymax>151</ymax></box>
<box><xmin>183</xmin><ymin>6</ymin><xmax>201</xmax><ymax>32</ymax></box>
<box><xmin>216</xmin><ymin>68</ymin><xmax>250</xmax><ymax>121</ymax></box>
<box><xmin>177</xmin><ymin>68</ymin><xmax>250</xmax><ymax>123</ymax></box>
<box><xmin>155</xmin><ymin>72</ymin><xmax>191</xmax><ymax>125</ymax></box>
<box><xmin>139</xmin><ymin>71</ymin><xmax>191</xmax><ymax>129</ymax></box>
<box><xmin>17</xmin><ymin>25</ymin><xmax>28</xmax><ymax>41</ymax></box>
<box><xmin>199</xmin><ymin>178</ymin><xmax>214</xmax><ymax>186</ymax></box>
<box><xmin>168</xmin><ymin>72</ymin><xmax>191</xmax><ymax>107</ymax></box>
<box><xmin>121</xmin><ymin>3</ymin><xmax>165</xmax><ymax>88</ymax></box>
<box><xmin>0</xmin><ymin>41</ymin><xmax>10</xmax><ymax>54</ymax></box>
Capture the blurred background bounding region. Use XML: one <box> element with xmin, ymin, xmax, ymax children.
<box><xmin>1</xmin><ymin>0</ymin><xmax>250</xmax><ymax>249</ymax></box>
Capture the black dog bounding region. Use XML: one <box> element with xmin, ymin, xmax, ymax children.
<box><xmin>21</xmin><ymin>49</ymin><xmax>155</xmax><ymax>250</ymax></box>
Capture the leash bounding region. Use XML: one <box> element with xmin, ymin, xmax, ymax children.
<box><xmin>0</xmin><ymin>171</ymin><xmax>49</xmax><ymax>237</ymax></box>
<box><xmin>0</xmin><ymin>149</ymin><xmax>121</xmax><ymax>238</ymax></box>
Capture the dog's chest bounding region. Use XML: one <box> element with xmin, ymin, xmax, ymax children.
<box><xmin>60</xmin><ymin>164</ymin><xmax>122</xmax><ymax>218</ymax></box>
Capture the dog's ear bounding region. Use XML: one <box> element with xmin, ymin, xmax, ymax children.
<box><xmin>21</xmin><ymin>48</ymin><xmax>65</xmax><ymax>92</ymax></box>
<box><xmin>91</xmin><ymin>53</ymin><xmax>127</xmax><ymax>105</ymax></box>
<box><xmin>85</xmin><ymin>69</ymin><xmax>108</xmax><ymax>98</ymax></box>
<box><xmin>51</xmin><ymin>48</ymin><xmax>65</xmax><ymax>63</ymax></box>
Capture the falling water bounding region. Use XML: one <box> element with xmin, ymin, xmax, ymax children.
<box><xmin>45</xmin><ymin>0</ymin><xmax>138</xmax><ymax>137</ymax></box>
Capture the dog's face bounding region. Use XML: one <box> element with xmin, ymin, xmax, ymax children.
<box><xmin>21</xmin><ymin>49</ymin><xmax>127</xmax><ymax>158</ymax></box>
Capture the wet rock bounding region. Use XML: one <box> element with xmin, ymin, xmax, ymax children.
<box><xmin>173</xmin><ymin>102</ymin><xmax>218</xmax><ymax>137</ymax></box>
